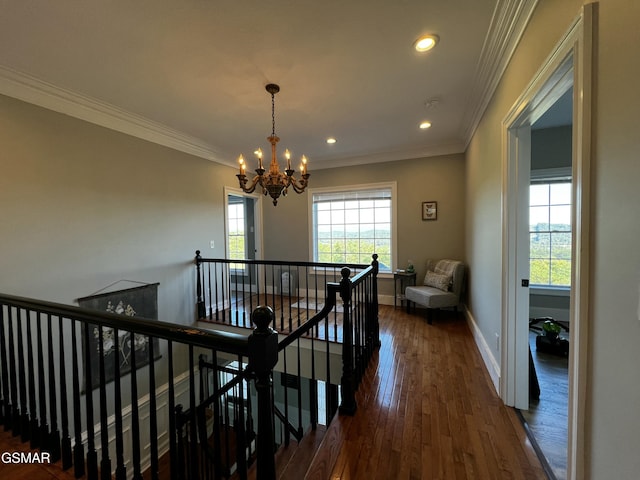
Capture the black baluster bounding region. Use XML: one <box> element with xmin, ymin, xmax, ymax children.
<box><xmin>208</xmin><ymin>262</ymin><xmax>213</xmax><ymax>320</ymax></box>
<box><xmin>371</xmin><ymin>254</ymin><xmax>380</xmax><ymax>347</ymax></box>
<box><xmin>236</xmin><ymin>365</ymin><xmax>248</xmax><ymax>480</ymax></box>
<box><xmin>175</xmin><ymin>405</ymin><xmax>186</xmax><ymax>478</ymax></box>
<box><xmin>242</xmin><ymin>261</ymin><xmax>248</xmax><ymax>327</ymax></box>
<box><xmin>98</xmin><ymin>326</ymin><xmax>111</xmax><ymax>480</ymax></box>
<box><xmin>17</xmin><ymin>308</ymin><xmax>30</xmax><ymax>441</ymax></box>
<box><xmin>188</xmin><ymin>345</ymin><xmax>199</xmax><ymax>478</ymax></box>
<box><xmin>297</xmin><ymin>341</ymin><xmax>303</xmax><ymax>434</ymax></box>
<box><xmin>211</xmin><ymin>350</ymin><xmax>223</xmax><ymax>478</ymax></box>
<box><xmin>130</xmin><ymin>331</ymin><xmax>143</xmax><ymax>480</ymax></box>
<box><xmin>167</xmin><ymin>342</ymin><xmax>177</xmax><ymax>480</ymax></box>
<box><xmin>25</xmin><ymin>312</ymin><xmax>38</xmax><ymax>449</ymax></box>
<box><xmin>196</xmin><ymin>250</ymin><xmax>206</xmax><ymax>320</ymax></box>
<box><xmin>84</xmin><ymin>324</ymin><xmax>98</xmax><ymax>479</ymax></box>
<box><xmin>309</xmin><ymin>378</ymin><xmax>318</xmax><ymax>430</ymax></box>
<box><xmin>58</xmin><ymin>316</ymin><xmax>72</xmax><ymax>470</ymax></box>
<box><xmin>0</xmin><ymin>306</ymin><xmax>12</xmax><ymax>431</ymax></box>
<box><xmin>36</xmin><ymin>314</ymin><xmax>49</xmax><ymax>451</ymax></box>
<box><xmin>214</xmin><ymin>262</ymin><xmax>220</xmax><ymax>322</ymax></box>
<box><xmin>228</xmin><ymin>262</ymin><xmax>234</xmax><ymax>325</ymax></box>
<box><xmin>46</xmin><ymin>315</ymin><xmax>61</xmax><ymax>462</ymax></box>
<box><xmin>113</xmin><ymin>327</ymin><xmax>126</xmax><ymax>480</ymax></box>
<box><xmin>148</xmin><ymin>336</ymin><xmax>159</xmax><ymax>480</ymax></box>
<box><xmin>234</xmin><ymin>263</ymin><xmax>240</xmax><ymax>325</ymax></box>
<box><xmin>71</xmin><ymin>320</ymin><xmax>85</xmax><ymax>478</ymax></box>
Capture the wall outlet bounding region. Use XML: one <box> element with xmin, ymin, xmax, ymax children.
<box><xmin>210</xmin><ymin>240</ymin><xmax>215</xmax><ymax>249</ymax></box>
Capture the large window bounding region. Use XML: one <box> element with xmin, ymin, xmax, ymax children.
<box><xmin>529</xmin><ymin>180</ymin><xmax>572</xmax><ymax>286</ymax></box>
<box><xmin>311</xmin><ymin>184</ymin><xmax>395</xmax><ymax>271</ymax></box>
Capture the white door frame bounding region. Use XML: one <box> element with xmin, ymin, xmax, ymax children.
<box><xmin>224</xmin><ymin>187</ymin><xmax>264</xmax><ymax>260</ymax></box>
<box><xmin>500</xmin><ymin>5</ymin><xmax>593</xmax><ymax>480</ymax></box>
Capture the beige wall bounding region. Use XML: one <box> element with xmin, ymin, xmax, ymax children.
<box><xmin>466</xmin><ymin>0</ymin><xmax>640</xmax><ymax>477</ymax></box>
<box><xmin>261</xmin><ymin>154</ymin><xmax>466</xmax><ymax>298</ymax></box>
<box><xmin>0</xmin><ymin>93</ymin><xmax>237</xmax><ymax>326</ymax></box>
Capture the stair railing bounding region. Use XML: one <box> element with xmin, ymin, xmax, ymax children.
<box><xmin>0</xmin><ymin>254</ymin><xmax>379</xmax><ymax>480</ymax></box>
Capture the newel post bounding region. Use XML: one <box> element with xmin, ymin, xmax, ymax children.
<box><xmin>195</xmin><ymin>250</ymin><xmax>206</xmax><ymax>319</ymax></box>
<box><xmin>248</xmin><ymin>306</ymin><xmax>278</xmax><ymax>480</ymax></box>
<box><xmin>338</xmin><ymin>267</ymin><xmax>357</xmax><ymax>415</ymax></box>
<box><xmin>371</xmin><ymin>254</ymin><xmax>381</xmax><ymax>347</ymax></box>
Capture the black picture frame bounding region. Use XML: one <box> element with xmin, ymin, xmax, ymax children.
<box><xmin>422</xmin><ymin>201</ymin><xmax>437</xmax><ymax>221</ymax></box>
<box><xmin>77</xmin><ymin>283</ymin><xmax>161</xmax><ymax>390</ymax></box>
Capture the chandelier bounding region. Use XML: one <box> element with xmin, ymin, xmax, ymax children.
<box><xmin>236</xmin><ymin>83</ymin><xmax>310</xmax><ymax>206</ymax></box>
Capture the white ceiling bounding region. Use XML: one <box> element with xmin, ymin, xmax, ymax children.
<box><xmin>0</xmin><ymin>0</ymin><xmax>537</xmax><ymax>170</ymax></box>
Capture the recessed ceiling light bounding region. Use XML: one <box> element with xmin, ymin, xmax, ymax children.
<box><xmin>419</xmin><ymin>121</ymin><xmax>432</xmax><ymax>129</ymax></box>
<box><xmin>326</xmin><ymin>137</ymin><xmax>337</xmax><ymax>144</ymax></box>
<box><xmin>414</xmin><ymin>34</ymin><xmax>439</xmax><ymax>52</ymax></box>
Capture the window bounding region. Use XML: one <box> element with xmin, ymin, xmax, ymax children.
<box><xmin>310</xmin><ymin>183</ymin><xmax>395</xmax><ymax>271</ymax></box>
<box><xmin>227</xmin><ymin>200</ymin><xmax>246</xmax><ymax>268</ymax></box>
<box><xmin>529</xmin><ymin>180</ymin><xmax>572</xmax><ymax>286</ymax></box>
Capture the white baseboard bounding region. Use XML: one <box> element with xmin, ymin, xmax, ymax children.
<box><xmin>462</xmin><ymin>305</ymin><xmax>501</xmax><ymax>393</ymax></box>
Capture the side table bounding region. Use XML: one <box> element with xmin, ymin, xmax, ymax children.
<box><xmin>394</xmin><ymin>271</ymin><xmax>417</xmax><ymax>308</ymax></box>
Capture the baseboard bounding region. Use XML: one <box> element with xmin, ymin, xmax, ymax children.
<box><xmin>462</xmin><ymin>305</ymin><xmax>501</xmax><ymax>393</ymax></box>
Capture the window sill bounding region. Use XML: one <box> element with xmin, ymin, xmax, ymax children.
<box><xmin>530</xmin><ymin>285</ymin><xmax>570</xmax><ymax>296</ymax></box>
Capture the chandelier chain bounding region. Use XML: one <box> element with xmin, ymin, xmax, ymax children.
<box><xmin>271</xmin><ymin>91</ymin><xmax>276</xmax><ymax>136</ymax></box>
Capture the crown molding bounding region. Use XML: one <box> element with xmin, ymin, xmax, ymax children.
<box><xmin>460</xmin><ymin>0</ymin><xmax>539</xmax><ymax>146</ymax></box>
<box><xmin>0</xmin><ymin>65</ymin><xmax>224</xmax><ymax>163</ymax></box>
<box><xmin>312</xmin><ymin>141</ymin><xmax>466</xmax><ymax>170</ymax></box>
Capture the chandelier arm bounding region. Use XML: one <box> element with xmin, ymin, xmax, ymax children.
<box><xmin>288</xmin><ymin>174</ymin><xmax>311</xmax><ymax>194</ymax></box>
<box><xmin>236</xmin><ymin>174</ymin><xmax>263</xmax><ymax>194</ymax></box>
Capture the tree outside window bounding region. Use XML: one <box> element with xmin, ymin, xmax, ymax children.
<box><xmin>529</xmin><ymin>181</ymin><xmax>572</xmax><ymax>286</ymax></box>
<box><xmin>312</xmin><ymin>185</ymin><xmax>394</xmax><ymax>271</ymax></box>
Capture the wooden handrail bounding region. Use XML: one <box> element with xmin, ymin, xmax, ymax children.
<box><xmin>0</xmin><ymin>252</ymin><xmax>379</xmax><ymax>480</ymax></box>
<box><xmin>0</xmin><ymin>293</ymin><xmax>249</xmax><ymax>354</ymax></box>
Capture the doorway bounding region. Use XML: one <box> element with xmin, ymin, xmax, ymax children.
<box><xmin>501</xmin><ymin>6</ymin><xmax>593</xmax><ymax>480</ymax></box>
<box><xmin>225</xmin><ymin>190</ymin><xmax>262</xmax><ymax>261</ymax></box>
<box><xmin>522</xmin><ymin>87</ymin><xmax>573</xmax><ymax>479</ymax></box>
<box><xmin>224</xmin><ymin>189</ymin><xmax>263</xmax><ymax>287</ymax></box>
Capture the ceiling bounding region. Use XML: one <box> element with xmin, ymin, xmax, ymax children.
<box><xmin>0</xmin><ymin>0</ymin><xmax>538</xmax><ymax>170</ymax></box>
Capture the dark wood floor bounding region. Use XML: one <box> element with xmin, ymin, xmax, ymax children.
<box><xmin>200</xmin><ymin>294</ymin><xmax>348</xmax><ymax>342</ymax></box>
<box><xmin>0</xmin><ymin>305</ymin><xmax>547</xmax><ymax>480</ymax></box>
<box><xmin>520</xmin><ymin>331</ymin><xmax>569</xmax><ymax>479</ymax></box>
<box><xmin>305</xmin><ymin>306</ymin><xmax>546</xmax><ymax>479</ymax></box>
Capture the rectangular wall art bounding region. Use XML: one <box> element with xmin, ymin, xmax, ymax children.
<box><xmin>77</xmin><ymin>282</ymin><xmax>160</xmax><ymax>390</ymax></box>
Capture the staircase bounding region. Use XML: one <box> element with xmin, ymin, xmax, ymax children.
<box><xmin>0</xmin><ymin>252</ymin><xmax>380</xmax><ymax>479</ymax></box>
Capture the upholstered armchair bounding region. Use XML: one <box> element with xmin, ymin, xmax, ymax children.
<box><xmin>405</xmin><ymin>259</ymin><xmax>465</xmax><ymax>324</ymax></box>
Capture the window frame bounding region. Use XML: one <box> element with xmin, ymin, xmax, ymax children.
<box><xmin>529</xmin><ymin>169</ymin><xmax>572</xmax><ymax>289</ymax></box>
<box><xmin>308</xmin><ymin>182</ymin><xmax>397</xmax><ymax>275</ymax></box>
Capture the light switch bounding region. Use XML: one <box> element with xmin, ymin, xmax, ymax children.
<box><xmin>210</xmin><ymin>240</ymin><xmax>215</xmax><ymax>249</ymax></box>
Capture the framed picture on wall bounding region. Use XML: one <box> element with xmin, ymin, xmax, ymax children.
<box><xmin>422</xmin><ymin>201</ymin><xmax>437</xmax><ymax>221</ymax></box>
<box><xmin>77</xmin><ymin>282</ymin><xmax>161</xmax><ymax>390</ymax></box>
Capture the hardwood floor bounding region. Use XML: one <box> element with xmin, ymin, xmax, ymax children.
<box><xmin>306</xmin><ymin>306</ymin><xmax>547</xmax><ymax>479</ymax></box>
<box><xmin>0</xmin><ymin>429</ymin><xmax>77</xmax><ymax>480</ymax></box>
<box><xmin>520</xmin><ymin>331</ymin><xmax>569</xmax><ymax>480</ymax></box>
<box><xmin>0</xmin><ymin>305</ymin><xmax>546</xmax><ymax>480</ymax></box>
